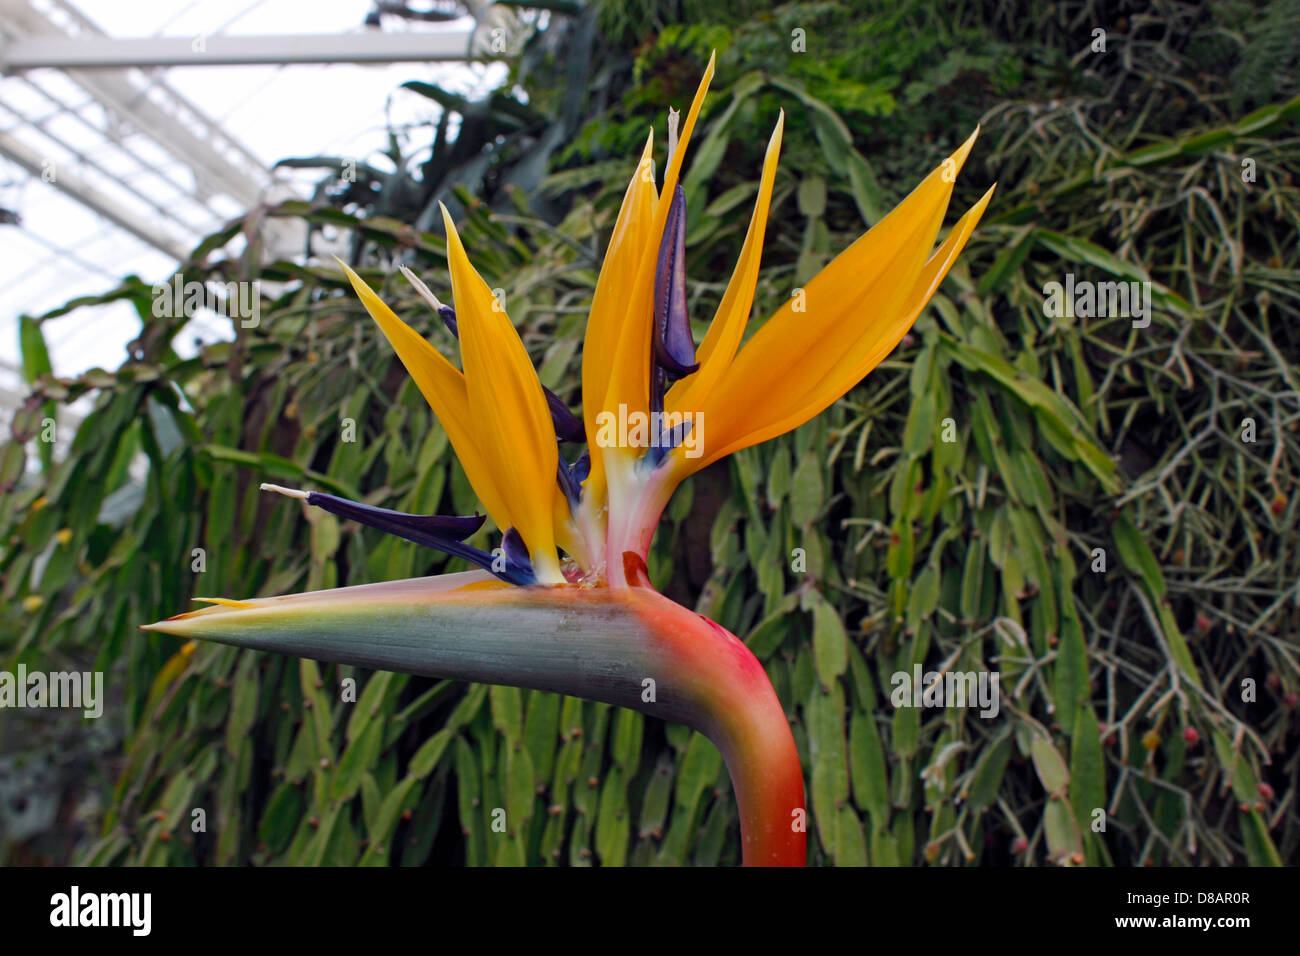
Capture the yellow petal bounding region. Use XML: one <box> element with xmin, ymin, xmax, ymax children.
<box><xmin>602</xmin><ymin>52</ymin><xmax>716</xmax><ymax>433</ymax></box>
<box><xmin>337</xmin><ymin>259</ymin><xmax>514</xmax><ymax>531</ymax></box>
<box><xmin>850</xmin><ymin>182</ymin><xmax>997</xmax><ymax>383</ymax></box>
<box><xmin>667</xmin><ymin>111</ymin><xmax>783</xmax><ymax>416</ymax></box>
<box><xmin>684</xmin><ymin>129</ymin><xmax>984</xmax><ymax>470</ymax></box>
<box><xmin>696</xmin><ymin>184</ymin><xmax>996</xmax><ymax>467</ymax></box>
<box><xmin>770</xmin><ymin>180</ymin><xmax>995</xmax><ymax>429</ymax></box>
<box><xmin>439</xmin><ymin>204</ymin><xmax>563</xmax><ymax>583</ymax></box>
<box><xmin>581</xmin><ymin>129</ymin><xmax>658</xmax><ymax>502</ymax></box>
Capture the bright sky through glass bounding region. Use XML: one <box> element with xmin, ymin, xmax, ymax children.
<box><xmin>0</xmin><ymin>0</ymin><xmax>499</xmax><ymax>390</ymax></box>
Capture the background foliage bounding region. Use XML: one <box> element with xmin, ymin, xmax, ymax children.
<box><xmin>2</xmin><ymin>0</ymin><xmax>1298</xmax><ymax>866</ymax></box>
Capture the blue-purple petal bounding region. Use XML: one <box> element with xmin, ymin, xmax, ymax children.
<box><xmin>301</xmin><ymin>491</ymin><xmax>534</xmax><ymax>585</ymax></box>
<box><xmin>570</xmin><ymin>449</ymin><xmax>591</xmax><ymax>486</ymax></box>
<box><xmin>644</xmin><ymin>419</ymin><xmax>694</xmax><ymax>469</ymax></box>
<box><xmin>555</xmin><ymin>457</ymin><xmax>582</xmax><ymax>510</ymax></box>
<box><xmin>652</xmin><ymin>185</ymin><xmax>699</xmax><ymax>379</ymax></box>
<box><xmin>544</xmin><ymin>388</ymin><xmax>585</xmax><ymax>442</ymax></box>
<box><xmin>305</xmin><ymin>492</ymin><xmax>483</xmax><ymax>542</ymax></box>
<box><xmin>502</xmin><ymin>527</ymin><xmax>531</xmax><ymax>569</ymax></box>
<box><xmin>437</xmin><ymin>304</ymin><xmax>458</xmax><ymax>338</ymax></box>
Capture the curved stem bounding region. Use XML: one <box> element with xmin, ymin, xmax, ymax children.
<box><xmin>700</xmin><ymin>649</ymin><xmax>807</xmax><ymax>865</ymax></box>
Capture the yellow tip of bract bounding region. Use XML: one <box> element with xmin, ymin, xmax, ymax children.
<box><xmin>437</xmin><ymin>204</ymin><xmax>564</xmax><ymax>584</ymax></box>
<box><xmin>453</xmin><ymin>579</ymin><xmax>515</xmax><ymax>592</ymax></box>
<box><xmin>949</xmin><ymin>125</ymin><xmax>980</xmax><ymax>175</ymax></box>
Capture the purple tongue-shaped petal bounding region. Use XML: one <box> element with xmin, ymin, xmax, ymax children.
<box><xmin>570</xmin><ymin>449</ymin><xmax>591</xmax><ymax>486</ymax></box>
<box><xmin>554</xmin><ymin>449</ymin><xmax>590</xmax><ymax>512</ymax></box>
<box><xmin>303</xmin><ymin>491</ymin><xmax>484</xmax><ymax>543</ymax></box>
<box><xmin>436</xmin><ymin>304</ymin><xmax>458</xmax><ymax>338</ymax></box>
<box><xmin>653</xmin><ymin>185</ymin><xmax>699</xmax><ymax>380</ymax></box>
<box><xmin>281</xmin><ymin>488</ymin><xmax>534</xmax><ymax>585</ymax></box>
<box><xmin>644</xmin><ymin>418</ymin><xmax>694</xmax><ymax>469</ymax></box>
<box><xmin>544</xmin><ymin>388</ymin><xmax>585</xmax><ymax>442</ymax></box>
<box><xmin>555</xmin><ymin>457</ymin><xmax>581</xmax><ymax>510</ymax></box>
<box><xmin>502</xmin><ymin>527</ymin><xmax>531</xmax><ymax>569</ymax></box>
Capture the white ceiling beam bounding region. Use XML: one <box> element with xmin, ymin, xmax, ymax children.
<box><xmin>2</xmin><ymin>0</ymin><xmax>270</xmax><ymax>209</ymax></box>
<box><xmin>0</xmin><ymin>129</ymin><xmax>190</xmax><ymax>260</ymax></box>
<box><xmin>1</xmin><ymin>29</ymin><xmax>477</xmax><ymax>70</ymax></box>
<box><xmin>8</xmin><ymin>75</ymin><xmax>208</xmax><ymax>235</ymax></box>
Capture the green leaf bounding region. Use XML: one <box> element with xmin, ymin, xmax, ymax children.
<box><xmin>18</xmin><ymin>316</ymin><xmax>53</xmax><ymax>383</ymax></box>
<box><xmin>1069</xmin><ymin>705</ymin><xmax>1105</xmax><ymax>838</ymax></box>
<box><xmin>849</xmin><ymin>711</ymin><xmax>890</xmax><ymax>828</ymax></box>
<box><xmin>798</xmin><ymin>176</ymin><xmax>827</xmax><ymax>218</ymax></box>
<box><xmin>1029</xmin><ymin>731</ymin><xmax>1069</xmax><ymax>797</ymax></box>
<box><xmin>789</xmin><ymin>451</ymin><xmax>824</xmax><ymax>527</ymax></box>
<box><xmin>807</xmin><ymin>591</ymin><xmax>848</xmax><ymax>687</ymax></box>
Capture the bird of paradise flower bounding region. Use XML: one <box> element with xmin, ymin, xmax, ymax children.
<box><xmin>144</xmin><ymin>54</ymin><xmax>994</xmax><ymax>866</ymax></box>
